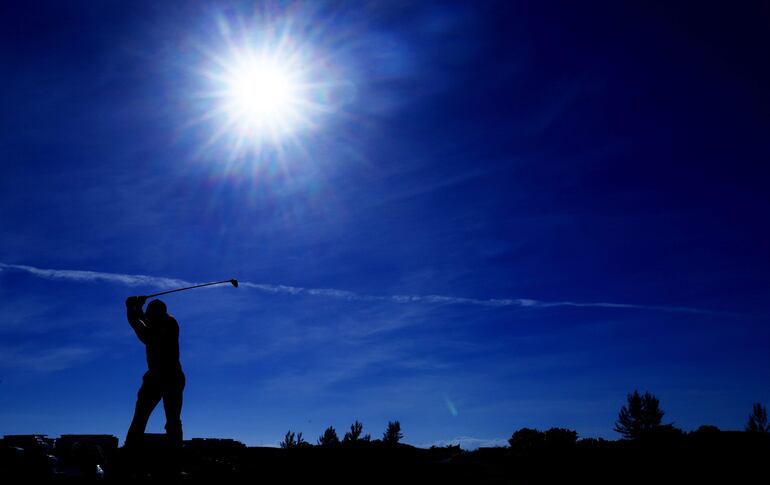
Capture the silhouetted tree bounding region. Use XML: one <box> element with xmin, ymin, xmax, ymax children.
<box><xmin>318</xmin><ymin>426</ymin><xmax>340</xmax><ymax>446</ymax></box>
<box><xmin>280</xmin><ymin>430</ymin><xmax>310</xmax><ymax>448</ymax></box>
<box><xmin>296</xmin><ymin>432</ymin><xmax>311</xmax><ymax>448</ymax></box>
<box><xmin>343</xmin><ymin>420</ymin><xmax>364</xmax><ymax>443</ymax></box>
<box><xmin>383</xmin><ymin>421</ymin><xmax>403</xmax><ymax>444</ymax></box>
<box><xmin>280</xmin><ymin>431</ymin><xmax>296</xmax><ymax>449</ymax></box>
<box><xmin>614</xmin><ymin>390</ymin><xmax>666</xmax><ymax>439</ymax></box>
<box><xmin>746</xmin><ymin>402</ymin><xmax>769</xmax><ymax>432</ymax></box>
<box><xmin>508</xmin><ymin>428</ymin><xmax>545</xmax><ymax>452</ymax></box>
<box><xmin>544</xmin><ymin>427</ymin><xmax>578</xmax><ymax>448</ymax></box>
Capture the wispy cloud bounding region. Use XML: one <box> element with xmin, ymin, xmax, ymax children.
<box><xmin>0</xmin><ymin>262</ymin><xmax>714</xmax><ymax>314</ymax></box>
<box><xmin>0</xmin><ymin>343</ymin><xmax>96</xmax><ymax>373</ymax></box>
<box><xmin>0</xmin><ymin>263</ymin><xmax>189</xmax><ymax>289</ymax></box>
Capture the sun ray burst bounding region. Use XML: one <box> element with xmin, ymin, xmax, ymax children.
<box><xmin>187</xmin><ymin>11</ymin><xmax>345</xmax><ymax>168</ymax></box>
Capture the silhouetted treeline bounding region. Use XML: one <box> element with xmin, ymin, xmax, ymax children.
<box><xmin>1</xmin><ymin>394</ymin><xmax>768</xmax><ymax>484</ymax></box>
<box><xmin>280</xmin><ymin>419</ymin><xmax>400</xmax><ymax>449</ymax></box>
<box><xmin>4</xmin><ymin>429</ymin><xmax>769</xmax><ymax>484</ymax></box>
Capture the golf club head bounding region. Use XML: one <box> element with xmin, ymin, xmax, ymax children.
<box><xmin>230</xmin><ymin>279</ymin><xmax>239</xmax><ymax>288</ymax></box>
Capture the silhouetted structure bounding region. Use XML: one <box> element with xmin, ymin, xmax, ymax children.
<box><xmin>124</xmin><ymin>296</ymin><xmax>186</xmax><ymax>468</ymax></box>
<box><xmin>1</xmin><ymin>434</ymin><xmax>54</xmax><ymax>449</ymax></box>
<box><xmin>55</xmin><ymin>435</ymin><xmax>118</xmax><ymax>478</ymax></box>
<box><xmin>0</xmin><ymin>434</ymin><xmax>57</xmax><ymax>479</ymax></box>
<box><xmin>185</xmin><ymin>438</ymin><xmax>247</xmax><ymax>453</ymax></box>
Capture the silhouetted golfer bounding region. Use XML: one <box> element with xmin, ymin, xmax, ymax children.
<box><xmin>124</xmin><ymin>296</ymin><xmax>185</xmax><ymax>452</ymax></box>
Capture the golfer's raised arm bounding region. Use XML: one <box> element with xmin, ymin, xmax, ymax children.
<box><xmin>126</xmin><ymin>296</ymin><xmax>149</xmax><ymax>343</ymax></box>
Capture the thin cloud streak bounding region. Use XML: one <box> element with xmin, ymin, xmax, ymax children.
<box><xmin>1</xmin><ymin>262</ymin><xmax>714</xmax><ymax>314</ymax></box>
<box><xmin>0</xmin><ymin>343</ymin><xmax>96</xmax><ymax>373</ymax></box>
<box><xmin>0</xmin><ymin>263</ymin><xmax>190</xmax><ymax>289</ymax></box>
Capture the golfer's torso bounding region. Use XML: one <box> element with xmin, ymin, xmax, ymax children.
<box><xmin>144</xmin><ymin>316</ymin><xmax>181</xmax><ymax>372</ymax></box>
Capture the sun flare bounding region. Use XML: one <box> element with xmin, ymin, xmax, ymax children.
<box><xmin>218</xmin><ymin>51</ymin><xmax>305</xmax><ymax>138</ymax></box>
<box><xmin>191</xmin><ymin>13</ymin><xmax>349</xmax><ymax>165</ymax></box>
<box><xmin>198</xmin><ymin>39</ymin><xmax>318</xmax><ymax>157</ymax></box>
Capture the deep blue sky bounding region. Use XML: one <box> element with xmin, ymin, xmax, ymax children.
<box><xmin>1</xmin><ymin>1</ymin><xmax>769</xmax><ymax>448</ymax></box>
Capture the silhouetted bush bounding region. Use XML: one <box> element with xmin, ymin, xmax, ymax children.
<box><xmin>746</xmin><ymin>402</ymin><xmax>768</xmax><ymax>432</ymax></box>
<box><xmin>508</xmin><ymin>428</ymin><xmax>545</xmax><ymax>452</ymax></box>
<box><xmin>382</xmin><ymin>421</ymin><xmax>403</xmax><ymax>444</ymax></box>
<box><xmin>577</xmin><ymin>437</ymin><xmax>609</xmax><ymax>450</ymax></box>
<box><xmin>544</xmin><ymin>427</ymin><xmax>578</xmax><ymax>449</ymax></box>
<box><xmin>637</xmin><ymin>423</ymin><xmax>684</xmax><ymax>444</ymax></box>
<box><xmin>279</xmin><ymin>431</ymin><xmax>311</xmax><ymax>449</ymax></box>
<box><xmin>318</xmin><ymin>426</ymin><xmax>340</xmax><ymax>447</ymax></box>
<box><xmin>693</xmin><ymin>425</ymin><xmax>720</xmax><ymax>434</ymax></box>
<box><xmin>614</xmin><ymin>390</ymin><xmax>667</xmax><ymax>439</ymax></box>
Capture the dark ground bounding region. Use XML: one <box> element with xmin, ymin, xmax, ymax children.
<box><xmin>2</xmin><ymin>431</ymin><xmax>768</xmax><ymax>484</ymax></box>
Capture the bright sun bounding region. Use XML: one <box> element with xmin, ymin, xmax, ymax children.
<box><xmin>199</xmin><ymin>40</ymin><xmax>316</xmax><ymax>156</ymax></box>
<box><xmin>192</xmin><ymin>13</ymin><xmax>347</xmax><ymax>164</ymax></box>
<box><xmin>219</xmin><ymin>52</ymin><xmax>304</xmax><ymax>137</ymax></box>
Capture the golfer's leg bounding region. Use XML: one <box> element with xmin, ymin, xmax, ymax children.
<box><xmin>162</xmin><ymin>371</ymin><xmax>185</xmax><ymax>446</ymax></box>
<box><xmin>126</xmin><ymin>372</ymin><xmax>162</xmax><ymax>447</ymax></box>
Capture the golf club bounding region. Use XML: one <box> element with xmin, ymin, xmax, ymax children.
<box><xmin>143</xmin><ymin>279</ymin><xmax>239</xmax><ymax>299</ymax></box>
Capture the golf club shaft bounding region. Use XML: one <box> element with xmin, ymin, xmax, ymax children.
<box><xmin>145</xmin><ymin>280</ymin><xmax>235</xmax><ymax>298</ymax></box>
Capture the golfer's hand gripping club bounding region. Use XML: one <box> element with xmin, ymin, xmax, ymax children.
<box><xmin>125</xmin><ymin>295</ymin><xmax>148</xmax><ymax>309</ymax></box>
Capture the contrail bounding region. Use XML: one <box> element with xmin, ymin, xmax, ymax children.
<box><xmin>0</xmin><ymin>262</ymin><xmax>714</xmax><ymax>314</ymax></box>
<box><xmin>0</xmin><ymin>263</ymin><xmax>190</xmax><ymax>289</ymax></box>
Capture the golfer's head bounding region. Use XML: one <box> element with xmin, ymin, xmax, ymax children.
<box><xmin>146</xmin><ymin>299</ymin><xmax>167</xmax><ymax>322</ymax></box>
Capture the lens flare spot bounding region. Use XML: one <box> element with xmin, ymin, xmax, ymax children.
<box><xmin>444</xmin><ymin>394</ymin><xmax>459</xmax><ymax>417</ymax></box>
